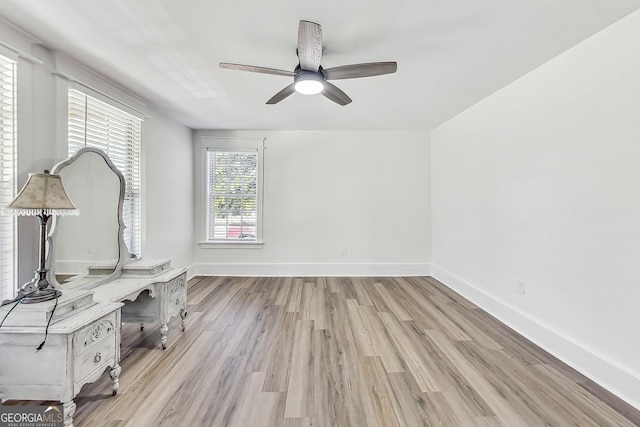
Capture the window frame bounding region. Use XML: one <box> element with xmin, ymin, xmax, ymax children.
<box><xmin>0</xmin><ymin>48</ymin><xmax>17</xmax><ymax>301</ymax></box>
<box><xmin>66</xmin><ymin>85</ymin><xmax>143</xmax><ymax>258</ymax></box>
<box><xmin>197</xmin><ymin>136</ymin><xmax>265</xmax><ymax>249</ymax></box>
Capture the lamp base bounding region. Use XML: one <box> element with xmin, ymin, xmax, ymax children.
<box><xmin>17</xmin><ymin>266</ymin><xmax>61</xmax><ymax>304</ymax></box>
<box><xmin>20</xmin><ymin>288</ymin><xmax>62</xmax><ymax>304</ymax></box>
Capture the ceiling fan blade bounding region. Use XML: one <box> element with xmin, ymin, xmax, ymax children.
<box><xmin>322</xmin><ymin>82</ymin><xmax>352</xmax><ymax>106</ymax></box>
<box><xmin>266</xmin><ymin>83</ymin><xmax>296</xmax><ymax>104</ymax></box>
<box><xmin>297</xmin><ymin>20</ymin><xmax>322</xmax><ymax>71</ymax></box>
<box><xmin>323</xmin><ymin>62</ymin><xmax>397</xmax><ymax>80</ymax></box>
<box><xmin>219</xmin><ymin>62</ymin><xmax>295</xmax><ymax>77</ymax></box>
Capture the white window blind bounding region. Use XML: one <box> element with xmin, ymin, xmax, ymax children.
<box><xmin>207</xmin><ymin>150</ymin><xmax>258</xmax><ymax>241</ymax></box>
<box><xmin>68</xmin><ymin>88</ymin><xmax>142</xmax><ymax>258</ymax></box>
<box><xmin>0</xmin><ymin>53</ymin><xmax>16</xmax><ymax>301</ymax></box>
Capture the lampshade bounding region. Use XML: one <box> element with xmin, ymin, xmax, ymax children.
<box><xmin>3</xmin><ymin>170</ymin><xmax>79</xmax><ymax>217</ymax></box>
<box><xmin>294</xmin><ymin>71</ymin><xmax>325</xmax><ymax>95</ymax></box>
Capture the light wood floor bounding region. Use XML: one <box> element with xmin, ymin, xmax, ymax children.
<box><xmin>5</xmin><ymin>276</ymin><xmax>640</xmax><ymax>426</ymax></box>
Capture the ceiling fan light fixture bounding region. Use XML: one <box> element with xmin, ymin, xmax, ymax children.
<box><xmin>220</xmin><ymin>21</ymin><xmax>397</xmax><ymax>105</ymax></box>
<box><xmin>294</xmin><ymin>71</ymin><xmax>324</xmax><ymax>95</ymax></box>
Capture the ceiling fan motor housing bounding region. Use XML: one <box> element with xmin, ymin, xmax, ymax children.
<box><xmin>294</xmin><ymin>67</ymin><xmax>325</xmax><ymax>95</ymax></box>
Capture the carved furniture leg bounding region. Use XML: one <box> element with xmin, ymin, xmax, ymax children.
<box><xmin>160</xmin><ymin>323</ymin><xmax>168</xmax><ymax>349</ymax></box>
<box><xmin>180</xmin><ymin>308</ymin><xmax>187</xmax><ymax>332</ymax></box>
<box><xmin>63</xmin><ymin>400</ymin><xmax>76</xmax><ymax>427</ymax></box>
<box><xmin>109</xmin><ymin>363</ymin><xmax>121</xmax><ymax>396</ymax></box>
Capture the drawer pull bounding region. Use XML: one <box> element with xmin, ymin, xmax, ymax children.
<box><xmin>176</xmin><ymin>298</ymin><xmax>180</xmax><ymax>306</ymax></box>
<box><xmin>94</xmin><ymin>352</ymin><xmax>102</xmax><ymax>364</ymax></box>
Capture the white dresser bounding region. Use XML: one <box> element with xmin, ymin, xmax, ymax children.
<box><xmin>0</xmin><ymin>293</ymin><xmax>122</xmax><ymax>427</ymax></box>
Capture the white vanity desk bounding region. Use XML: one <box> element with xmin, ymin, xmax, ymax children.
<box><xmin>96</xmin><ymin>267</ymin><xmax>187</xmax><ymax>349</ymax></box>
<box><xmin>64</xmin><ymin>259</ymin><xmax>188</xmax><ymax>349</ymax></box>
<box><xmin>0</xmin><ymin>261</ymin><xmax>187</xmax><ymax>427</ymax></box>
<box><xmin>47</xmin><ymin>149</ymin><xmax>188</xmax><ymax>350</ymax></box>
<box><xmin>0</xmin><ymin>148</ymin><xmax>188</xmax><ymax>426</ymax></box>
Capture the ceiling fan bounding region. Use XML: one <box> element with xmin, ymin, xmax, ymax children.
<box><xmin>220</xmin><ymin>20</ymin><xmax>397</xmax><ymax>106</ymax></box>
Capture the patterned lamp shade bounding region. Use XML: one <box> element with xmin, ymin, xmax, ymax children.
<box><xmin>3</xmin><ymin>170</ymin><xmax>79</xmax><ymax>216</ymax></box>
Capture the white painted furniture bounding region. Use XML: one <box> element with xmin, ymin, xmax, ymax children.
<box><xmin>48</xmin><ymin>149</ymin><xmax>188</xmax><ymax>349</ymax></box>
<box><xmin>0</xmin><ymin>148</ymin><xmax>189</xmax><ymax>426</ymax></box>
<box><xmin>80</xmin><ymin>260</ymin><xmax>188</xmax><ymax>349</ymax></box>
<box><xmin>117</xmin><ymin>267</ymin><xmax>188</xmax><ymax>350</ymax></box>
<box><xmin>0</xmin><ymin>292</ymin><xmax>122</xmax><ymax>427</ymax></box>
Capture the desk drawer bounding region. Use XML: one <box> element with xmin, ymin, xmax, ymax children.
<box><xmin>73</xmin><ymin>311</ymin><xmax>118</xmax><ymax>385</ymax></box>
<box><xmin>74</xmin><ymin>333</ymin><xmax>117</xmax><ymax>383</ymax></box>
<box><xmin>168</xmin><ymin>290</ymin><xmax>186</xmax><ymax>317</ymax></box>
<box><xmin>74</xmin><ymin>311</ymin><xmax>117</xmax><ymax>355</ymax></box>
<box><xmin>167</xmin><ymin>273</ymin><xmax>187</xmax><ymax>298</ymax></box>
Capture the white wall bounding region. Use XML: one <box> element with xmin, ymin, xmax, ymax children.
<box><xmin>431</xmin><ymin>10</ymin><xmax>640</xmax><ymax>408</ymax></box>
<box><xmin>142</xmin><ymin>112</ymin><xmax>194</xmax><ymax>269</ymax></box>
<box><xmin>193</xmin><ymin>130</ymin><xmax>430</xmax><ymax>277</ymax></box>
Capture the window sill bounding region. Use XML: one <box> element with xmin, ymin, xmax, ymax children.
<box><xmin>199</xmin><ymin>241</ymin><xmax>264</xmax><ymax>249</ymax></box>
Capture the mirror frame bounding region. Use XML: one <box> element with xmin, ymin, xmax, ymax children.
<box><xmin>48</xmin><ymin>147</ymin><xmax>130</xmax><ymax>289</ymax></box>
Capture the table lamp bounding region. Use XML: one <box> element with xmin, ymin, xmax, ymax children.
<box><xmin>2</xmin><ymin>170</ymin><xmax>78</xmax><ymax>303</ymax></box>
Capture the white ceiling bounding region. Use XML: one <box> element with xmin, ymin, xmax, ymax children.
<box><xmin>0</xmin><ymin>0</ymin><xmax>639</xmax><ymax>131</ymax></box>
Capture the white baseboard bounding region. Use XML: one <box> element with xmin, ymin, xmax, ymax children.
<box><xmin>186</xmin><ymin>265</ymin><xmax>198</xmax><ymax>281</ymax></box>
<box><xmin>190</xmin><ymin>262</ymin><xmax>431</xmax><ymax>277</ymax></box>
<box><xmin>431</xmin><ymin>264</ymin><xmax>640</xmax><ymax>410</ymax></box>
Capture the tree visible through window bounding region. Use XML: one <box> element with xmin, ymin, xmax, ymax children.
<box><xmin>207</xmin><ymin>151</ymin><xmax>258</xmax><ymax>241</ymax></box>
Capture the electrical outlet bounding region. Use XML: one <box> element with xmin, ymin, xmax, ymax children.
<box><xmin>340</xmin><ymin>247</ymin><xmax>347</xmax><ymax>256</ymax></box>
<box><xmin>517</xmin><ymin>279</ymin><xmax>526</xmax><ymax>294</ymax></box>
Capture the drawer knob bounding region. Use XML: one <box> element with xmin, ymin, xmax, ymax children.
<box><xmin>94</xmin><ymin>352</ymin><xmax>102</xmax><ymax>364</ymax></box>
<box><xmin>176</xmin><ymin>299</ymin><xmax>180</xmax><ymax>306</ymax></box>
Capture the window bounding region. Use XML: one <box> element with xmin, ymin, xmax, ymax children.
<box><xmin>68</xmin><ymin>88</ymin><xmax>142</xmax><ymax>257</ymax></box>
<box><xmin>198</xmin><ymin>136</ymin><xmax>264</xmax><ymax>247</ymax></box>
<box><xmin>208</xmin><ymin>151</ymin><xmax>258</xmax><ymax>240</ymax></box>
<box><xmin>0</xmin><ymin>52</ymin><xmax>16</xmax><ymax>301</ymax></box>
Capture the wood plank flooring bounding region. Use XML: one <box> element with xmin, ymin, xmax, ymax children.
<box><xmin>4</xmin><ymin>276</ymin><xmax>639</xmax><ymax>426</ymax></box>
